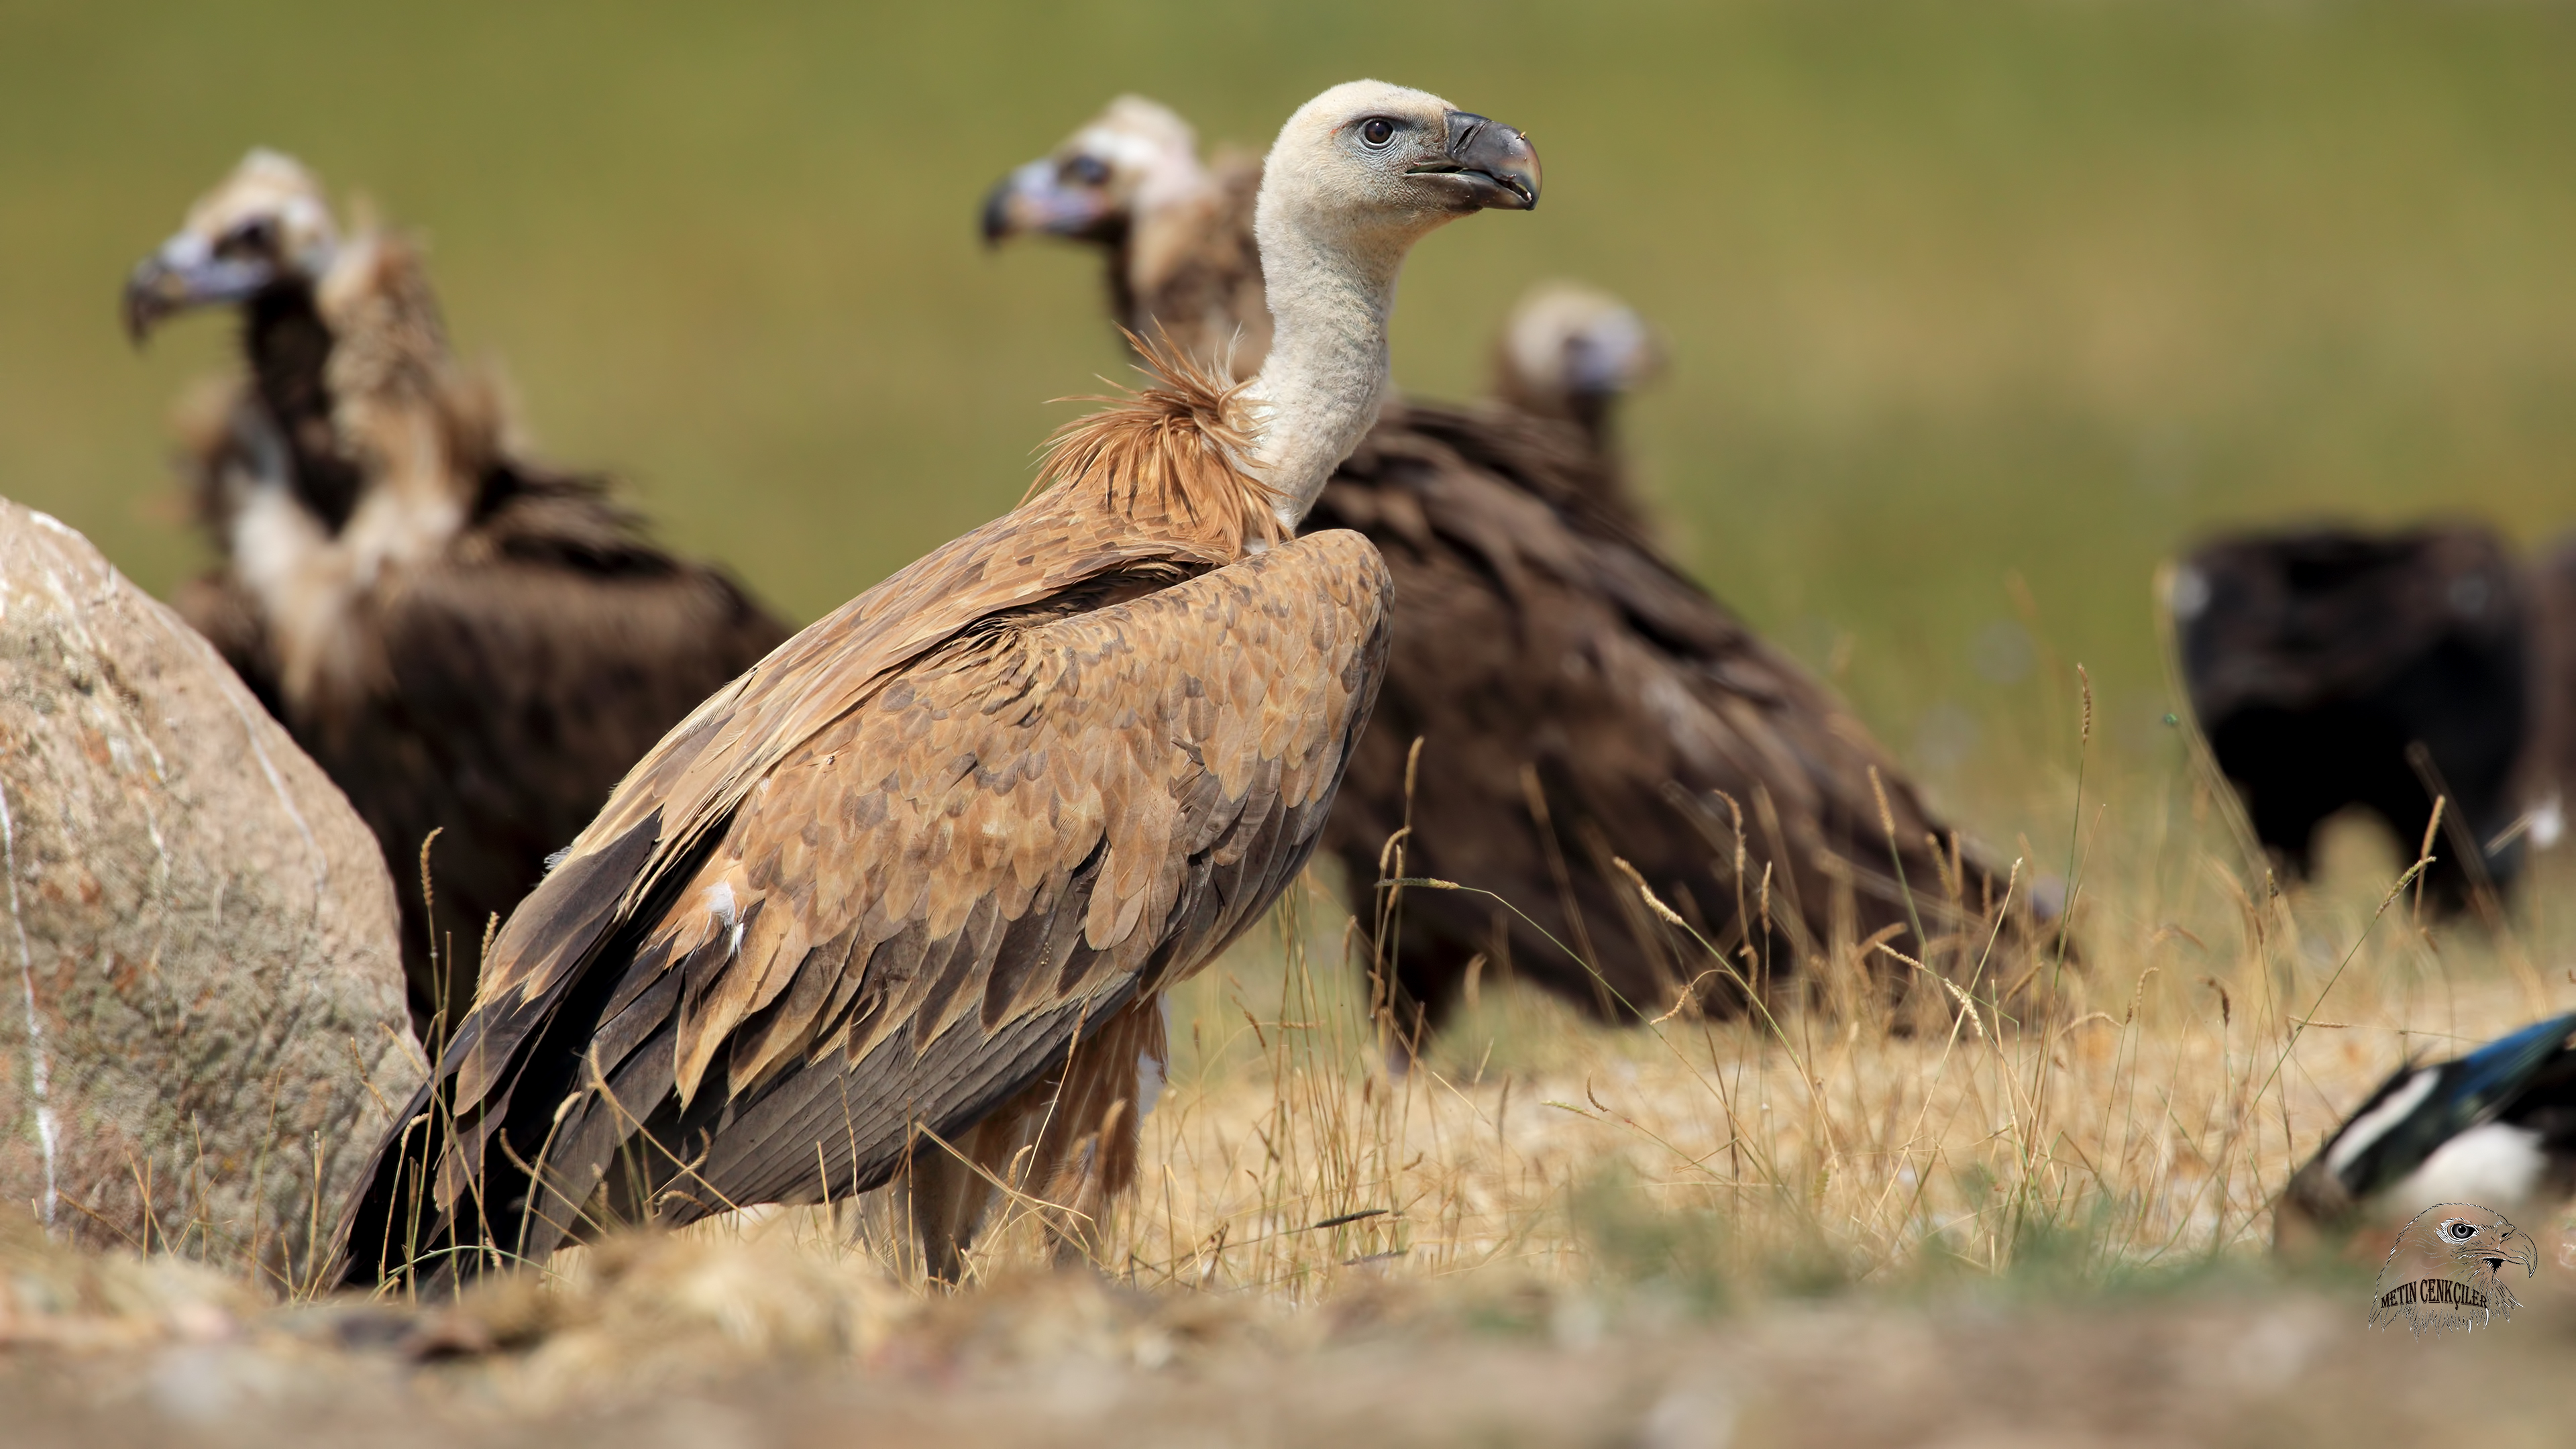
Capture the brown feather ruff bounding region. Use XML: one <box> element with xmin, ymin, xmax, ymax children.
<box><xmin>1028</xmin><ymin>329</ymin><xmax>1281</xmax><ymax>554</ymax></box>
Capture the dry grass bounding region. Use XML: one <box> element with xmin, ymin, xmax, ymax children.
<box><xmin>17</xmin><ymin>656</ymin><xmax>2571</xmax><ymax>1364</ymax></box>
<box><xmin>9</xmin><ymin>688</ymin><xmax>2576</xmax><ymax>1446</ymax></box>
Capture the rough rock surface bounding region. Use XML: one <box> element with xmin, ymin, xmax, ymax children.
<box><xmin>0</xmin><ymin>498</ymin><xmax>419</xmax><ymax>1285</ymax></box>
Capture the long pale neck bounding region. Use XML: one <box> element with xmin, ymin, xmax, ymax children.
<box><xmin>1242</xmin><ymin>213</ymin><xmax>1404</xmax><ymax>527</ymax></box>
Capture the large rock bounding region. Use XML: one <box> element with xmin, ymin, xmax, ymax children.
<box><xmin>0</xmin><ymin>499</ymin><xmax>419</xmax><ymax>1286</ymax></box>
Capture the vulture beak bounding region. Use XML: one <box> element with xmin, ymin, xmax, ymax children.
<box><xmin>123</xmin><ymin>233</ymin><xmax>276</xmax><ymax>345</ymax></box>
<box><xmin>1566</xmin><ymin>317</ymin><xmax>1659</xmax><ymax>396</ymax></box>
<box><xmin>1412</xmin><ymin>111</ymin><xmax>1541</xmax><ymax>211</ymax></box>
<box><xmin>979</xmin><ymin>158</ymin><xmax>1118</xmax><ymax>246</ymax></box>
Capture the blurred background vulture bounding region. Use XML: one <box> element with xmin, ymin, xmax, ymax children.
<box><xmin>986</xmin><ymin>97</ymin><xmax>2030</xmax><ymax>1039</ymax></box>
<box><xmin>2169</xmin><ymin>523</ymin><xmax>2530</xmax><ymax>913</ymax></box>
<box><xmin>332</xmin><ymin>82</ymin><xmax>1540</xmax><ymax>1289</ymax></box>
<box><xmin>125</xmin><ymin>151</ymin><xmax>791</xmax><ymax>1035</ymax></box>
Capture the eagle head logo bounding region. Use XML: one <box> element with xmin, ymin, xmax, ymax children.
<box><xmin>2368</xmin><ymin>1202</ymin><xmax>2537</xmax><ymax>1336</ymax></box>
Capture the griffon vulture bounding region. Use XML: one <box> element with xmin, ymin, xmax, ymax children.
<box><xmin>331</xmin><ymin>83</ymin><xmax>1541</xmax><ymax>1289</ymax></box>
<box><xmin>2169</xmin><ymin>524</ymin><xmax>2528</xmax><ymax>912</ymax></box>
<box><xmin>125</xmin><ymin>152</ymin><xmax>792</xmax><ymax>1034</ymax></box>
<box><xmin>985</xmin><ymin>97</ymin><xmax>2025</xmax><ymax>1037</ymax></box>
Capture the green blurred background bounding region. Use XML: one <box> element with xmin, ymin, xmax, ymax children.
<box><xmin>6</xmin><ymin>0</ymin><xmax>2575</xmax><ymax>844</ymax></box>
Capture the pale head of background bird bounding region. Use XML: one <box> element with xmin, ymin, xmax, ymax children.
<box><xmin>980</xmin><ymin>95</ymin><xmax>1206</xmax><ymax>246</ymax></box>
<box><xmin>2367</xmin><ymin>1202</ymin><xmax>2536</xmax><ymax>1335</ymax></box>
<box><xmin>125</xmin><ymin>148</ymin><xmax>341</xmax><ymax>341</ymax></box>
<box><xmin>1495</xmin><ymin>280</ymin><xmax>1665</xmax><ymax>443</ymax></box>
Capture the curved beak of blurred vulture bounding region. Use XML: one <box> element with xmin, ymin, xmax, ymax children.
<box><xmin>978</xmin><ymin>95</ymin><xmax>1198</xmax><ymax>246</ymax></box>
<box><xmin>333</xmin><ymin>82</ymin><xmax>1540</xmax><ymax>1290</ymax></box>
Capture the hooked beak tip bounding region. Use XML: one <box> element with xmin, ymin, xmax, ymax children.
<box><xmin>121</xmin><ymin>268</ymin><xmax>167</xmax><ymax>348</ymax></box>
<box><xmin>979</xmin><ymin>183</ymin><xmax>1014</xmax><ymax>246</ymax></box>
<box><xmin>1436</xmin><ymin>111</ymin><xmax>1542</xmax><ymax>213</ymax></box>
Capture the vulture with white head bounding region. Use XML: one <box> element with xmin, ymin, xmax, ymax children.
<box><xmin>331</xmin><ymin>82</ymin><xmax>1540</xmax><ymax>1289</ymax></box>
<box><xmin>987</xmin><ymin>98</ymin><xmax>2028</xmax><ymax>1037</ymax></box>
<box><xmin>125</xmin><ymin>152</ymin><xmax>792</xmax><ymax>1037</ymax></box>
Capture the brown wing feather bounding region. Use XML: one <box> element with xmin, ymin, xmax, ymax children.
<box><xmin>335</xmin><ymin>531</ymin><xmax>1386</xmax><ymax>1285</ymax></box>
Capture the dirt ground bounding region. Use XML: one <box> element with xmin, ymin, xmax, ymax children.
<box><xmin>6</xmin><ymin>1234</ymin><xmax>2575</xmax><ymax>1449</ymax></box>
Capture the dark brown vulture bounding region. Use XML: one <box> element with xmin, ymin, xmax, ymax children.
<box><xmin>2520</xmin><ymin>531</ymin><xmax>2576</xmax><ymax>858</ymax></box>
<box><xmin>985</xmin><ymin>98</ymin><xmax>2025</xmax><ymax>1038</ymax></box>
<box><xmin>331</xmin><ymin>83</ymin><xmax>1541</xmax><ymax>1289</ymax></box>
<box><xmin>125</xmin><ymin>151</ymin><xmax>792</xmax><ymax>1036</ymax></box>
<box><xmin>2171</xmin><ymin>524</ymin><xmax>2528</xmax><ymax>911</ymax></box>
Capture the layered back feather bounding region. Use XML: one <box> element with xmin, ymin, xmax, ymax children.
<box><xmin>479</xmin><ymin>339</ymin><xmax>1277</xmax><ymax>1016</ymax></box>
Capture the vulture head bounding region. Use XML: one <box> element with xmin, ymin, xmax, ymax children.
<box><xmin>1497</xmin><ymin>281</ymin><xmax>1662</xmax><ymax>423</ymax></box>
<box><xmin>981</xmin><ymin>95</ymin><xmax>1205</xmax><ymax>246</ymax></box>
<box><xmin>1241</xmin><ymin>82</ymin><xmax>1540</xmax><ymax>523</ymax></box>
<box><xmin>1258</xmin><ymin>80</ymin><xmax>1538</xmax><ymax>259</ymax></box>
<box><xmin>125</xmin><ymin>149</ymin><xmax>341</xmax><ymax>343</ymax></box>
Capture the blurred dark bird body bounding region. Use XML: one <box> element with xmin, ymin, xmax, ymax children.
<box><xmin>2518</xmin><ymin>531</ymin><xmax>2576</xmax><ymax>855</ymax></box>
<box><xmin>2171</xmin><ymin>524</ymin><xmax>2527</xmax><ymax>911</ymax></box>
<box><xmin>987</xmin><ymin>99</ymin><xmax>2023</xmax><ymax>1034</ymax></box>
<box><xmin>127</xmin><ymin>152</ymin><xmax>790</xmax><ymax>1034</ymax></box>
<box><xmin>331</xmin><ymin>82</ymin><xmax>1536</xmax><ymax>1290</ymax></box>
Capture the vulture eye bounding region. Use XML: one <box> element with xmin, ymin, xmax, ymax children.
<box><xmin>1358</xmin><ymin>117</ymin><xmax>1397</xmax><ymax>150</ymax></box>
<box><xmin>1063</xmin><ymin>154</ymin><xmax>1112</xmax><ymax>186</ymax></box>
<box><xmin>217</xmin><ymin>217</ymin><xmax>278</xmax><ymax>258</ymax></box>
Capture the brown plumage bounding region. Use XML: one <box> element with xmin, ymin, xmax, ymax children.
<box><xmin>987</xmin><ymin>99</ymin><xmax>2033</xmax><ymax>1035</ymax></box>
<box><xmin>127</xmin><ymin>152</ymin><xmax>790</xmax><ymax>1034</ymax></box>
<box><xmin>331</xmin><ymin>80</ymin><xmax>1538</xmax><ymax>1288</ymax></box>
<box><xmin>333</xmin><ymin>347</ymin><xmax>1387</xmax><ymax>1290</ymax></box>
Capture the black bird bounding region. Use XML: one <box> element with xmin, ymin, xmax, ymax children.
<box><xmin>2171</xmin><ymin>523</ymin><xmax>2528</xmax><ymax>912</ymax></box>
<box><xmin>126</xmin><ymin>150</ymin><xmax>791</xmax><ymax>1035</ymax></box>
